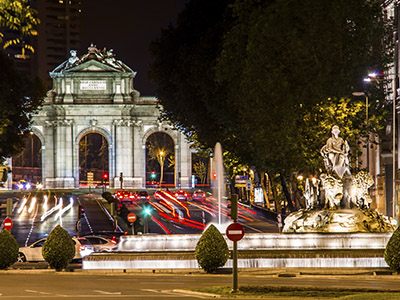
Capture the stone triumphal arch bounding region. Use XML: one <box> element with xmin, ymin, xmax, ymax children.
<box><xmin>28</xmin><ymin>46</ymin><xmax>192</xmax><ymax>189</ymax></box>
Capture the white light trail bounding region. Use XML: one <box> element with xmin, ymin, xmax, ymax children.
<box><xmin>17</xmin><ymin>197</ymin><xmax>28</xmax><ymax>214</ymax></box>
<box><xmin>43</xmin><ymin>195</ymin><xmax>48</xmax><ymax>212</ymax></box>
<box><xmin>53</xmin><ymin>198</ymin><xmax>73</xmax><ymax>221</ymax></box>
<box><xmin>40</xmin><ymin>197</ymin><xmax>62</xmax><ymax>222</ymax></box>
<box><xmin>28</xmin><ymin>197</ymin><xmax>37</xmax><ymax>213</ymax></box>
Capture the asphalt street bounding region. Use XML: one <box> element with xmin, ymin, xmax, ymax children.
<box><xmin>0</xmin><ymin>270</ymin><xmax>400</xmax><ymax>299</ymax></box>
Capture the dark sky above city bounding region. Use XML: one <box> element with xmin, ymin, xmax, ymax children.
<box><xmin>81</xmin><ymin>1</ymin><xmax>189</xmax><ymax>96</ymax></box>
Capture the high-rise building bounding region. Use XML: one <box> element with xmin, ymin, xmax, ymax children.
<box><xmin>3</xmin><ymin>0</ymin><xmax>82</xmax><ymax>88</ymax></box>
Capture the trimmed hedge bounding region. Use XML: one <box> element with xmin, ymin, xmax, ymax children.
<box><xmin>0</xmin><ymin>229</ymin><xmax>18</xmax><ymax>269</ymax></box>
<box><xmin>195</xmin><ymin>224</ymin><xmax>229</xmax><ymax>273</ymax></box>
<box><xmin>42</xmin><ymin>225</ymin><xmax>75</xmax><ymax>271</ymax></box>
<box><xmin>385</xmin><ymin>226</ymin><xmax>400</xmax><ymax>271</ymax></box>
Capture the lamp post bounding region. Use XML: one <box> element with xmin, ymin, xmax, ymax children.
<box><xmin>357</xmin><ymin>72</ymin><xmax>397</xmax><ymax>219</ymax></box>
<box><xmin>352</xmin><ymin>91</ymin><xmax>369</xmax><ymax>172</ymax></box>
<box><xmin>158</xmin><ymin>150</ymin><xmax>165</xmax><ymax>190</ymax></box>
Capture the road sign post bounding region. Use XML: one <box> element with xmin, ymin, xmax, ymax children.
<box><xmin>127</xmin><ymin>213</ymin><xmax>137</xmax><ymax>235</ymax></box>
<box><xmin>4</xmin><ymin>217</ymin><xmax>13</xmax><ymax>231</ymax></box>
<box><xmin>226</xmin><ymin>222</ymin><xmax>245</xmax><ymax>293</ymax></box>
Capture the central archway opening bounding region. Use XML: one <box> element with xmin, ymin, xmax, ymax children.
<box><xmin>79</xmin><ymin>132</ymin><xmax>109</xmax><ymax>187</ymax></box>
<box><xmin>146</xmin><ymin>132</ymin><xmax>175</xmax><ymax>188</ymax></box>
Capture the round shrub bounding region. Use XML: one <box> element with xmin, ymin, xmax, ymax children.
<box><xmin>385</xmin><ymin>226</ymin><xmax>400</xmax><ymax>271</ymax></box>
<box><xmin>195</xmin><ymin>224</ymin><xmax>229</xmax><ymax>273</ymax></box>
<box><xmin>0</xmin><ymin>229</ymin><xmax>18</xmax><ymax>269</ymax></box>
<box><xmin>42</xmin><ymin>225</ymin><xmax>75</xmax><ymax>271</ymax></box>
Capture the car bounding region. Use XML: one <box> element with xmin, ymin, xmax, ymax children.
<box><xmin>17</xmin><ymin>237</ymin><xmax>84</xmax><ymax>263</ymax></box>
<box><xmin>135</xmin><ymin>190</ymin><xmax>150</xmax><ymax>202</ymax></box>
<box><xmin>174</xmin><ymin>189</ymin><xmax>190</xmax><ymax>201</ymax></box>
<box><xmin>78</xmin><ymin>235</ymin><xmax>118</xmax><ymax>253</ymax></box>
<box><xmin>192</xmin><ymin>190</ymin><xmax>207</xmax><ymax>201</ymax></box>
<box><xmin>115</xmin><ymin>190</ymin><xmax>135</xmax><ymax>204</ymax></box>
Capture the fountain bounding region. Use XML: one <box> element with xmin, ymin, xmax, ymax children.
<box><xmin>212</xmin><ymin>142</ymin><xmax>226</xmax><ymax>226</ymax></box>
<box><xmin>283</xmin><ymin>125</ymin><xmax>397</xmax><ymax>233</ymax></box>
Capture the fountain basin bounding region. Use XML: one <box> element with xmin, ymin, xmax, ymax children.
<box><xmin>82</xmin><ymin>233</ymin><xmax>392</xmax><ymax>270</ymax></box>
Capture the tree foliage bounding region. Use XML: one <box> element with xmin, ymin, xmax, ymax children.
<box><xmin>0</xmin><ymin>229</ymin><xmax>18</xmax><ymax>269</ymax></box>
<box><xmin>42</xmin><ymin>225</ymin><xmax>75</xmax><ymax>271</ymax></box>
<box><xmin>150</xmin><ymin>0</ymin><xmax>391</xmax><ymax>174</ymax></box>
<box><xmin>195</xmin><ymin>224</ymin><xmax>229</xmax><ymax>273</ymax></box>
<box><xmin>385</xmin><ymin>226</ymin><xmax>400</xmax><ymax>272</ymax></box>
<box><xmin>0</xmin><ymin>51</ymin><xmax>45</xmax><ymax>161</ymax></box>
<box><xmin>0</xmin><ymin>0</ymin><xmax>39</xmax><ymax>54</ymax></box>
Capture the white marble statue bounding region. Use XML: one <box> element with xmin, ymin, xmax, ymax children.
<box><xmin>320</xmin><ymin>125</ymin><xmax>351</xmax><ymax>178</ymax></box>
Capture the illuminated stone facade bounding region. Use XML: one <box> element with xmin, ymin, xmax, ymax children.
<box><xmin>29</xmin><ymin>46</ymin><xmax>192</xmax><ymax>189</ymax></box>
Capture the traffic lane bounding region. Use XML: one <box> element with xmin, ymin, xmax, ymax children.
<box><xmin>1</xmin><ymin>273</ymin><xmax>400</xmax><ymax>299</ymax></box>
<box><xmin>78</xmin><ymin>196</ymin><xmax>114</xmax><ymax>234</ymax></box>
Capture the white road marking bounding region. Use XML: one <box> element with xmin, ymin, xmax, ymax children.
<box><xmin>93</xmin><ymin>290</ymin><xmax>122</xmax><ymax>295</ymax></box>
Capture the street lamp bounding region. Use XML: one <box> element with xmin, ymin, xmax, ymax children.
<box><xmin>158</xmin><ymin>150</ymin><xmax>165</xmax><ymax>190</ymax></box>
<box><xmin>352</xmin><ymin>91</ymin><xmax>369</xmax><ymax>172</ymax></box>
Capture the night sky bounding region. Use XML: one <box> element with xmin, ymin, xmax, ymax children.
<box><xmin>80</xmin><ymin>1</ymin><xmax>189</xmax><ymax>96</ymax></box>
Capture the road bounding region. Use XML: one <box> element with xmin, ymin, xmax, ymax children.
<box><xmin>1</xmin><ymin>189</ymin><xmax>278</xmax><ymax>247</ymax></box>
<box><xmin>0</xmin><ymin>272</ymin><xmax>399</xmax><ymax>299</ymax></box>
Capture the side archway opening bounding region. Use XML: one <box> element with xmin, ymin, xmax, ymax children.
<box><xmin>146</xmin><ymin>132</ymin><xmax>175</xmax><ymax>188</ymax></box>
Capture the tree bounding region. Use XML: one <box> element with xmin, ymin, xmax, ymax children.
<box><xmin>150</xmin><ymin>0</ymin><xmax>391</xmax><ymax>210</ymax></box>
<box><xmin>0</xmin><ymin>229</ymin><xmax>18</xmax><ymax>269</ymax></box>
<box><xmin>195</xmin><ymin>224</ymin><xmax>229</xmax><ymax>273</ymax></box>
<box><xmin>0</xmin><ymin>0</ymin><xmax>39</xmax><ymax>55</ymax></box>
<box><xmin>385</xmin><ymin>226</ymin><xmax>400</xmax><ymax>272</ymax></box>
<box><xmin>0</xmin><ymin>51</ymin><xmax>45</xmax><ymax>161</ymax></box>
<box><xmin>42</xmin><ymin>225</ymin><xmax>75</xmax><ymax>271</ymax></box>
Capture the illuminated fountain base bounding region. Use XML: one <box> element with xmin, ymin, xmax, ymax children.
<box><xmin>82</xmin><ymin>233</ymin><xmax>391</xmax><ymax>270</ymax></box>
<box><xmin>283</xmin><ymin>209</ymin><xmax>396</xmax><ymax>233</ymax></box>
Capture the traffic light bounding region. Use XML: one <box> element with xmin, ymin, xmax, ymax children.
<box><xmin>103</xmin><ymin>173</ymin><xmax>108</xmax><ymax>180</ymax></box>
<box><xmin>78</xmin><ymin>204</ymin><xmax>85</xmax><ymax>219</ymax></box>
<box><xmin>143</xmin><ymin>202</ymin><xmax>152</xmax><ymax>216</ymax></box>
<box><xmin>151</xmin><ymin>171</ymin><xmax>156</xmax><ymax>179</ymax></box>
<box><xmin>227</xmin><ymin>194</ymin><xmax>238</xmax><ymax>220</ymax></box>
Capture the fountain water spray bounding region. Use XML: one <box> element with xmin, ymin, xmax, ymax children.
<box><xmin>212</xmin><ymin>142</ymin><xmax>225</xmax><ymax>225</ymax></box>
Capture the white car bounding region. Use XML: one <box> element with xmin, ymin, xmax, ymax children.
<box><xmin>78</xmin><ymin>235</ymin><xmax>118</xmax><ymax>253</ymax></box>
<box><xmin>17</xmin><ymin>237</ymin><xmax>84</xmax><ymax>263</ymax></box>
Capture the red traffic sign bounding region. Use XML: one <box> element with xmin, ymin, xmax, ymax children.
<box><xmin>226</xmin><ymin>222</ymin><xmax>245</xmax><ymax>242</ymax></box>
<box><xmin>4</xmin><ymin>217</ymin><xmax>13</xmax><ymax>231</ymax></box>
<box><xmin>127</xmin><ymin>213</ymin><xmax>137</xmax><ymax>223</ymax></box>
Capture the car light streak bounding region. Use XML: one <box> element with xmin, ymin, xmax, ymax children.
<box><xmin>150</xmin><ymin>215</ymin><xmax>171</xmax><ymax>234</ymax></box>
<box><xmin>159</xmin><ymin>212</ymin><xmax>206</xmax><ymax>230</ymax></box>
<box><xmin>28</xmin><ymin>197</ymin><xmax>37</xmax><ymax>213</ymax></box>
<box><xmin>43</xmin><ymin>195</ymin><xmax>48</xmax><ymax>212</ymax></box>
<box><xmin>17</xmin><ymin>197</ymin><xmax>28</xmax><ymax>214</ymax></box>
<box><xmin>53</xmin><ymin>198</ymin><xmax>73</xmax><ymax>221</ymax></box>
<box><xmin>239</xmin><ymin>204</ymin><xmax>258</xmax><ymax>215</ymax></box>
<box><xmin>187</xmin><ymin>201</ymin><xmax>216</xmax><ymax>217</ymax></box>
<box><xmin>40</xmin><ymin>197</ymin><xmax>62</xmax><ymax>221</ymax></box>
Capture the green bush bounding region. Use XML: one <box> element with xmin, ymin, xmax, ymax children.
<box><xmin>0</xmin><ymin>229</ymin><xmax>18</xmax><ymax>269</ymax></box>
<box><xmin>385</xmin><ymin>226</ymin><xmax>400</xmax><ymax>271</ymax></box>
<box><xmin>195</xmin><ymin>224</ymin><xmax>229</xmax><ymax>273</ymax></box>
<box><xmin>42</xmin><ymin>225</ymin><xmax>75</xmax><ymax>271</ymax></box>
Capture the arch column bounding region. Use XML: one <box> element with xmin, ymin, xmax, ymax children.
<box><xmin>112</xmin><ymin>119</ymin><xmax>137</xmax><ymax>188</ymax></box>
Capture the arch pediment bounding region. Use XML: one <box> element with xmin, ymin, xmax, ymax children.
<box><xmin>65</xmin><ymin>60</ymin><xmax>120</xmax><ymax>73</ymax></box>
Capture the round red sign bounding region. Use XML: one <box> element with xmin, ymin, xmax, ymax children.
<box><xmin>127</xmin><ymin>213</ymin><xmax>137</xmax><ymax>223</ymax></box>
<box><xmin>4</xmin><ymin>217</ymin><xmax>13</xmax><ymax>231</ymax></box>
<box><xmin>226</xmin><ymin>222</ymin><xmax>245</xmax><ymax>242</ymax></box>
